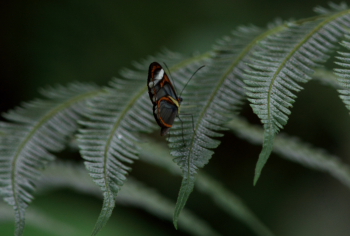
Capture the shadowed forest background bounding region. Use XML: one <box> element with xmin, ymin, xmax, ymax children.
<box><xmin>2</xmin><ymin>1</ymin><xmax>350</xmax><ymax>236</ymax></box>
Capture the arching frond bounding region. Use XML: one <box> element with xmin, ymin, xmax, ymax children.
<box><xmin>244</xmin><ymin>3</ymin><xmax>350</xmax><ymax>184</ymax></box>
<box><xmin>77</xmin><ymin>50</ymin><xmax>210</xmax><ymax>235</ymax></box>
<box><xmin>168</xmin><ymin>23</ymin><xmax>289</xmax><ymax>227</ymax></box>
<box><xmin>0</xmin><ymin>83</ymin><xmax>100</xmax><ymax>236</ymax></box>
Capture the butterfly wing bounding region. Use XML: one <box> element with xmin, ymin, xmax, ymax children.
<box><xmin>156</xmin><ymin>97</ymin><xmax>179</xmax><ymax>136</ymax></box>
<box><xmin>147</xmin><ymin>62</ymin><xmax>181</xmax><ymax>136</ymax></box>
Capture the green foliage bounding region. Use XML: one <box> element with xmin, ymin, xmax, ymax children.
<box><xmin>2</xmin><ymin>2</ymin><xmax>350</xmax><ymax>236</ymax></box>
<box><xmin>244</xmin><ymin>4</ymin><xmax>350</xmax><ymax>184</ymax></box>
<box><xmin>0</xmin><ymin>83</ymin><xmax>100</xmax><ymax>235</ymax></box>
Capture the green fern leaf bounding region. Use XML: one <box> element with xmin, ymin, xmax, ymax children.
<box><xmin>169</xmin><ymin>24</ymin><xmax>288</xmax><ymax>227</ymax></box>
<box><xmin>76</xmin><ymin>50</ymin><xmax>211</xmax><ymax>235</ymax></box>
<box><xmin>244</xmin><ymin>3</ymin><xmax>350</xmax><ymax>184</ymax></box>
<box><xmin>0</xmin><ymin>83</ymin><xmax>100</xmax><ymax>236</ymax></box>
<box><xmin>77</xmin><ymin>76</ymin><xmax>152</xmax><ymax>235</ymax></box>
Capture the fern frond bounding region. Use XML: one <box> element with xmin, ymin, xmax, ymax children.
<box><xmin>0</xmin><ymin>83</ymin><xmax>100</xmax><ymax>236</ymax></box>
<box><xmin>227</xmin><ymin>116</ymin><xmax>350</xmax><ymax>189</ymax></box>
<box><xmin>77</xmin><ymin>50</ymin><xmax>210</xmax><ymax>235</ymax></box>
<box><xmin>167</xmin><ymin>21</ymin><xmax>293</xmax><ymax>226</ymax></box>
<box><xmin>244</xmin><ymin>3</ymin><xmax>350</xmax><ymax>184</ymax></box>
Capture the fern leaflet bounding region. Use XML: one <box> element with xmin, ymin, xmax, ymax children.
<box><xmin>0</xmin><ymin>83</ymin><xmax>100</xmax><ymax>236</ymax></box>
<box><xmin>77</xmin><ymin>50</ymin><xmax>210</xmax><ymax>235</ymax></box>
<box><xmin>244</xmin><ymin>3</ymin><xmax>350</xmax><ymax>184</ymax></box>
<box><xmin>168</xmin><ymin>23</ymin><xmax>287</xmax><ymax>226</ymax></box>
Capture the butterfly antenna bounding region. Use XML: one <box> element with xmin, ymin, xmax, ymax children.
<box><xmin>179</xmin><ymin>65</ymin><xmax>205</xmax><ymax>97</ymax></box>
<box><xmin>162</xmin><ymin>62</ymin><xmax>179</xmax><ymax>94</ymax></box>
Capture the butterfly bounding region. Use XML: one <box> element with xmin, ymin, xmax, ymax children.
<box><xmin>147</xmin><ymin>62</ymin><xmax>182</xmax><ymax>136</ymax></box>
<box><xmin>147</xmin><ymin>62</ymin><xmax>205</xmax><ymax>137</ymax></box>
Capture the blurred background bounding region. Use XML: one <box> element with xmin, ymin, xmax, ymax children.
<box><xmin>2</xmin><ymin>1</ymin><xmax>350</xmax><ymax>236</ymax></box>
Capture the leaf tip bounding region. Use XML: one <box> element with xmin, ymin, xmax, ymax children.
<box><xmin>253</xmin><ymin>171</ymin><xmax>261</xmax><ymax>186</ymax></box>
<box><xmin>253</xmin><ymin>130</ymin><xmax>275</xmax><ymax>186</ymax></box>
<box><xmin>173</xmin><ymin>217</ymin><xmax>179</xmax><ymax>230</ymax></box>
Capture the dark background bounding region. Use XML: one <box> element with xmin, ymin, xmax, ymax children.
<box><xmin>2</xmin><ymin>1</ymin><xmax>350</xmax><ymax>236</ymax></box>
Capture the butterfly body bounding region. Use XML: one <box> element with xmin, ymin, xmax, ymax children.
<box><xmin>147</xmin><ymin>62</ymin><xmax>182</xmax><ymax>136</ymax></box>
